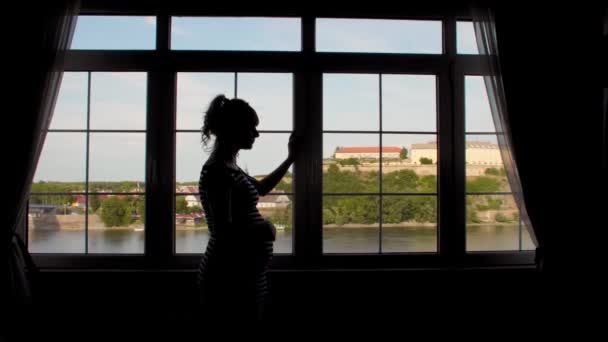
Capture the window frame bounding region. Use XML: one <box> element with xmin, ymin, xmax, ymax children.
<box><xmin>23</xmin><ymin>4</ymin><xmax>535</xmax><ymax>269</ymax></box>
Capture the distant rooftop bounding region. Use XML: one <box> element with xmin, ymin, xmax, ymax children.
<box><xmin>411</xmin><ymin>141</ymin><xmax>499</xmax><ymax>149</ymax></box>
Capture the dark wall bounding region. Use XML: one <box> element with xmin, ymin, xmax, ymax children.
<box><xmin>492</xmin><ymin>5</ymin><xmax>604</xmax><ymax>272</ymax></box>
<box><xmin>30</xmin><ymin>268</ymin><xmax>538</xmax><ymax>321</ymax></box>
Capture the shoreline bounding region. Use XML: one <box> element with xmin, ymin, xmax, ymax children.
<box><xmin>30</xmin><ymin>222</ymin><xmax>520</xmax><ymax>231</ymax></box>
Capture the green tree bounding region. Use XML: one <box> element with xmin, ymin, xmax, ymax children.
<box><xmin>418</xmin><ymin>175</ymin><xmax>438</xmax><ymax>193</ymax></box>
<box><xmin>323</xmin><ymin>207</ymin><xmax>336</xmax><ymax>225</ymax></box>
<box><xmin>271</xmin><ymin>204</ymin><xmax>292</xmax><ymax>228</ymax></box>
<box><xmin>420</xmin><ymin>157</ymin><xmax>433</xmax><ymax>165</ymax></box>
<box><xmin>467</xmin><ymin>208</ymin><xmax>482</xmax><ymax>223</ymax></box>
<box><xmin>412</xmin><ymin>197</ymin><xmax>437</xmax><ymax>223</ymax></box>
<box><xmin>337</xmin><ymin>157</ymin><xmax>360</xmax><ymax>166</ymax></box>
<box><xmin>476</xmin><ymin>196</ymin><xmax>503</xmax><ymax>211</ymax></box>
<box><xmin>90</xmin><ymin>195</ymin><xmax>101</xmax><ymax>213</ymax></box>
<box><xmin>382</xmin><ymin>196</ymin><xmax>415</xmax><ymax>223</ymax></box>
<box><xmin>383</xmin><ymin>170</ymin><xmax>418</xmax><ymax>192</ymax></box>
<box><xmin>275</xmin><ymin>180</ymin><xmax>292</xmax><ymax>193</ymax></box>
<box><xmin>495</xmin><ymin>212</ymin><xmax>510</xmax><ymax>223</ymax></box>
<box><xmin>137</xmin><ymin>199</ymin><xmax>146</xmax><ymax>224</ymax></box>
<box><xmin>485</xmin><ymin>168</ymin><xmax>500</xmax><ymax>176</ymax></box>
<box><xmin>512</xmin><ymin>212</ymin><xmax>520</xmax><ymax>222</ymax></box>
<box><xmin>400</xmin><ymin>147</ymin><xmax>408</xmax><ymax>159</ymax></box>
<box><xmin>176</xmin><ymin>197</ymin><xmax>188</xmax><ymax>214</ymax></box>
<box><xmin>100</xmin><ymin>197</ymin><xmax>131</xmax><ymax>227</ymax></box>
<box><xmin>466</xmin><ymin>177</ymin><xmax>501</xmax><ymax>192</ymax></box>
<box><xmin>187</xmin><ymin>205</ymin><xmax>202</xmax><ymax>214</ymax></box>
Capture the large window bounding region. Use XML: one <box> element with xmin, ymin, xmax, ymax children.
<box><xmin>26</xmin><ymin>10</ymin><xmax>535</xmax><ymax>268</ymax></box>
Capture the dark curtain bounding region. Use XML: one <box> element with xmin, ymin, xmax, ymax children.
<box><xmin>3</xmin><ymin>1</ymin><xmax>79</xmax><ymax>304</ymax></box>
<box><xmin>484</xmin><ymin>4</ymin><xmax>604</xmax><ymax>272</ymax></box>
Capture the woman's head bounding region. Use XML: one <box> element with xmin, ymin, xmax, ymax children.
<box><xmin>201</xmin><ymin>95</ymin><xmax>259</xmax><ymax>151</ymax></box>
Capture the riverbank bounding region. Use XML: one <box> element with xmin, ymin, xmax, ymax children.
<box><xmin>324</xmin><ymin>222</ymin><xmax>519</xmax><ymax>228</ymax></box>
<box><xmin>29</xmin><ymin>219</ymin><xmax>519</xmax><ymax>231</ymax></box>
<box><xmin>324</xmin><ymin>222</ymin><xmax>436</xmax><ymax>228</ymax></box>
<box><xmin>29</xmin><ymin>225</ymin><xmax>211</xmax><ymax>231</ymax></box>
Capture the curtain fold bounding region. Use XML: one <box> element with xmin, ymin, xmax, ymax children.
<box><xmin>4</xmin><ymin>0</ymin><xmax>80</xmax><ymax>304</ymax></box>
<box><xmin>470</xmin><ymin>8</ymin><xmax>540</xmax><ymax>265</ymax></box>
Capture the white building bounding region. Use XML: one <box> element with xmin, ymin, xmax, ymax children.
<box><xmin>410</xmin><ymin>143</ymin><xmax>438</xmax><ymax>165</ymax></box>
<box><xmin>257</xmin><ymin>192</ymin><xmax>291</xmax><ymax>209</ymax></box>
<box><xmin>410</xmin><ymin>141</ymin><xmax>503</xmax><ymax>165</ymax></box>
<box><xmin>176</xmin><ymin>186</ymin><xmax>202</xmax><ymax>207</ymax></box>
<box><xmin>334</xmin><ymin>147</ymin><xmax>401</xmax><ymax>160</ymax></box>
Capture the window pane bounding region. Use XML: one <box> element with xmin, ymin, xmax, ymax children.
<box><xmin>466</xmin><ymin>194</ymin><xmax>520</xmax><ymax>251</ymax></box>
<box><xmin>176</xmin><ymin>228</ymin><xmax>210</xmax><ymax>255</ymax></box>
<box><xmin>381</xmin><ymin>134</ymin><xmax>437</xmax><ymax>193</ymax></box>
<box><xmin>323</xmin><ymin>134</ymin><xmax>379</xmax><ymax>193</ymax></box>
<box><xmin>177</xmin><ymin>73</ymin><xmax>235</xmax><ymax>130</ymax></box>
<box><xmin>237</xmin><ymin>133</ymin><xmax>293</xmax><ymax>185</ymax></box>
<box><xmin>323</xmin><ymin>196</ymin><xmax>379</xmax><ymax>253</ymax></box>
<box><xmin>382</xmin><ymin>75</ymin><xmax>436</xmax><ymax>132</ymax></box>
<box><xmin>175</xmin><ymin>194</ymin><xmax>207</xmax><ymax>254</ymax></box>
<box><xmin>177</xmin><ymin>133</ymin><xmax>211</xmax><ymax>186</ymax></box>
<box><xmin>171</xmin><ymin>17</ymin><xmax>301</xmax><ymax>51</ymax></box>
<box><xmin>457</xmin><ymin>21</ymin><xmax>479</xmax><ymax>54</ymax></box>
<box><xmin>465</xmin><ymin>135</ymin><xmax>511</xmax><ymax>192</ymax></box>
<box><xmin>88</xmin><ymin>195</ymin><xmax>144</xmax><ymax>254</ymax></box>
<box><xmin>465</xmin><ymin>76</ymin><xmax>495</xmax><ymax>132</ymax></box>
<box><xmin>72</xmin><ymin>16</ymin><xmax>156</xmax><ymax>50</ymax></box>
<box><xmin>33</xmin><ymin>133</ymin><xmax>86</xmax><ymax>192</ymax></box>
<box><xmin>317</xmin><ymin>18</ymin><xmax>442</xmax><ymax>54</ymax></box>
<box><xmin>28</xmin><ymin>195</ymin><xmax>85</xmax><ymax>253</ymax></box>
<box><xmin>49</xmin><ymin>73</ymin><xmax>88</xmax><ymax>130</ymax></box>
<box><xmin>88</xmin><ymin>133</ymin><xmax>146</xmax><ymax>188</ymax></box>
<box><xmin>90</xmin><ymin>73</ymin><xmax>147</xmax><ymax>130</ymax></box>
<box><xmin>237</xmin><ymin>73</ymin><xmax>293</xmax><ymax>131</ymax></box>
<box><xmin>260</xmin><ymin>197</ymin><xmax>293</xmax><ymax>254</ymax></box>
<box><xmin>324</xmin><ymin>74</ymin><xmax>379</xmax><ymax>131</ymax></box>
<box><xmin>381</xmin><ymin>195</ymin><xmax>437</xmax><ymax>253</ymax></box>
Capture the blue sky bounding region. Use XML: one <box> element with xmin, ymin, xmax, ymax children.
<box><xmin>35</xmin><ymin>16</ymin><xmax>492</xmax><ymax>183</ymax></box>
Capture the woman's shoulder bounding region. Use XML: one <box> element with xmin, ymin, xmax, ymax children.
<box><xmin>202</xmin><ymin>160</ymin><xmax>240</xmax><ymax>182</ymax></box>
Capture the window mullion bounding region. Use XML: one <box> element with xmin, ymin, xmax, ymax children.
<box><xmin>438</xmin><ymin>16</ymin><xmax>465</xmax><ymax>260</ymax></box>
<box><xmin>145</xmin><ymin>70</ymin><xmax>176</xmax><ymax>266</ymax></box>
<box><xmin>293</xmin><ymin>16</ymin><xmax>322</xmax><ymax>264</ymax></box>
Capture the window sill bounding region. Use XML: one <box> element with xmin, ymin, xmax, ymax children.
<box><xmin>30</xmin><ymin>251</ymin><xmax>535</xmax><ymax>270</ymax></box>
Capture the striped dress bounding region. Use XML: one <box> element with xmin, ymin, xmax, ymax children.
<box><xmin>196</xmin><ymin>161</ymin><xmax>274</xmax><ymax>321</ymax></box>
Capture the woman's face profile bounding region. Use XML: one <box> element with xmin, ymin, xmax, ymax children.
<box><xmin>236</xmin><ymin>112</ymin><xmax>259</xmax><ymax>150</ymax></box>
